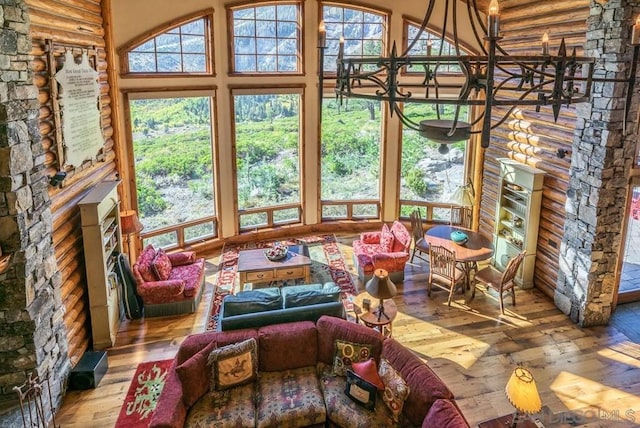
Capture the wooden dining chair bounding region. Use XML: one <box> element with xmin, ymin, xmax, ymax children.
<box><xmin>409</xmin><ymin>209</ymin><xmax>430</xmax><ymax>264</ymax></box>
<box><xmin>471</xmin><ymin>251</ymin><xmax>526</xmax><ymax>314</ymax></box>
<box><xmin>450</xmin><ymin>206</ymin><xmax>473</xmax><ymax>229</ymax></box>
<box><xmin>428</xmin><ymin>245</ymin><xmax>466</xmax><ymax>306</ymax></box>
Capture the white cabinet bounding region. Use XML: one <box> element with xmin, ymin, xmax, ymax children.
<box><xmin>494</xmin><ymin>159</ymin><xmax>546</xmax><ymax>288</ymax></box>
<box><xmin>79</xmin><ymin>181</ymin><xmax>123</xmax><ymax>349</ymax></box>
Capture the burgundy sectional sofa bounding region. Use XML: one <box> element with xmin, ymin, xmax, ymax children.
<box><xmin>150</xmin><ymin>315</ymin><xmax>470</xmax><ymax>428</ymax></box>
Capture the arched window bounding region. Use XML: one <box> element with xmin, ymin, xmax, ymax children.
<box><xmin>321</xmin><ymin>2</ymin><xmax>388</xmax><ymax>73</ymax></box>
<box><xmin>228</xmin><ymin>2</ymin><xmax>302</xmax><ymax>74</ymax></box>
<box><xmin>120</xmin><ymin>10</ymin><xmax>213</xmax><ymax>75</ymax></box>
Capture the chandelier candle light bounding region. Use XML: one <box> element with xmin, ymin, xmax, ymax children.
<box><xmin>330</xmin><ymin>0</ymin><xmax>640</xmax><ymax>153</ymax></box>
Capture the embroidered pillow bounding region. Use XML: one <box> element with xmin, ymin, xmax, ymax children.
<box><xmin>136</xmin><ymin>244</ymin><xmax>157</xmax><ymax>282</ymax></box>
<box><xmin>390</xmin><ymin>220</ymin><xmax>411</xmax><ymax>252</ymax></box>
<box><xmin>380</xmin><ymin>224</ymin><xmax>394</xmax><ymax>252</ymax></box>
<box><xmin>345</xmin><ymin>369</ymin><xmax>377</xmax><ymax>410</ymax></box>
<box><xmin>208</xmin><ymin>338</ymin><xmax>258</xmax><ymax>391</ymax></box>
<box><xmin>333</xmin><ymin>340</ymin><xmax>372</xmax><ymax>377</ymax></box>
<box><xmin>351</xmin><ymin>357</ymin><xmax>385</xmax><ymax>390</ymax></box>
<box><xmin>152</xmin><ymin>248</ymin><xmax>172</xmax><ymax>281</ymax></box>
<box><xmin>379</xmin><ymin>358</ymin><xmax>410</xmax><ymax>422</ymax></box>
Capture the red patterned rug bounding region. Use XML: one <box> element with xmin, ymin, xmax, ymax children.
<box><xmin>115</xmin><ymin>359</ymin><xmax>173</xmax><ymax>428</ymax></box>
<box><xmin>206</xmin><ymin>234</ymin><xmax>356</xmax><ymax>331</ymax></box>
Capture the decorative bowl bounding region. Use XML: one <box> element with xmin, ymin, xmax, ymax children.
<box><xmin>450</xmin><ymin>230</ymin><xmax>469</xmax><ymax>245</ymax></box>
<box><xmin>264</xmin><ymin>243</ymin><xmax>288</xmax><ymax>261</ymax></box>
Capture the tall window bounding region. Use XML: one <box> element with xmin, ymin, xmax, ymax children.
<box><xmin>229</xmin><ymin>2</ymin><xmax>301</xmax><ymax>73</ymax></box>
<box><xmin>129</xmin><ymin>95</ymin><xmax>216</xmax><ymax>247</ymax></box>
<box><xmin>234</xmin><ymin>92</ymin><xmax>302</xmax><ymax>229</ymax></box>
<box><xmin>321</xmin><ymin>4</ymin><xmax>387</xmax><ymax>73</ymax></box>
<box><xmin>123</xmin><ymin>14</ymin><xmax>211</xmax><ymax>74</ymax></box>
<box><xmin>321</xmin><ymin>98</ymin><xmax>382</xmax><ymax>219</ymax></box>
<box><xmin>399</xmin><ymin>104</ymin><xmax>469</xmax><ymax>220</ymax></box>
<box><xmin>404</xmin><ymin>21</ymin><xmax>470</xmax><ymax>73</ymax></box>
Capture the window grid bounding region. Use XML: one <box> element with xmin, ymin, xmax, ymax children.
<box><xmin>404</xmin><ymin>22</ymin><xmax>468</xmax><ymax>73</ymax></box>
<box><xmin>127</xmin><ymin>17</ymin><xmax>209</xmax><ymax>74</ymax></box>
<box><xmin>231</xmin><ymin>2</ymin><xmax>301</xmax><ymax>74</ymax></box>
<box><xmin>321</xmin><ymin>4</ymin><xmax>387</xmax><ymax>74</ymax></box>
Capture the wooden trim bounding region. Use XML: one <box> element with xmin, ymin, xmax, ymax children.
<box><xmin>121</xmin><ymin>86</ymin><xmax>218</xmax><ymax>95</ymax></box>
<box><xmin>612</xmin><ymin>176</ymin><xmax>640</xmax><ymax>309</ymax></box>
<box><xmin>229</xmin><ymin>83</ymin><xmax>306</xmax><ymax>92</ymax></box>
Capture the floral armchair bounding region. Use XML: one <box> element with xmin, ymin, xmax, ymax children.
<box><xmin>132</xmin><ymin>245</ymin><xmax>206</xmax><ymax>317</ymax></box>
<box><xmin>352</xmin><ymin>220</ymin><xmax>411</xmax><ymax>282</ymax></box>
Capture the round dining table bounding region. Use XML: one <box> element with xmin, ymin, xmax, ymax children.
<box><xmin>425</xmin><ymin>225</ymin><xmax>494</xmax><ymax>262</ymax></box>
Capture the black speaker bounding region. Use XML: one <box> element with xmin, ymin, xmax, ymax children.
<box><xmin>68</xmin><ymin>351</ymin><xmax>108</xmax><ymax>390</ymax></box>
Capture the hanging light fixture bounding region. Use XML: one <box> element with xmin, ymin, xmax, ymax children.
<box><xmin>331</xmin><ymin>0</ymin><xmax>640</xmax><ymax>153</ymax></box>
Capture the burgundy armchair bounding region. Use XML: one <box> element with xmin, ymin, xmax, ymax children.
<box><xmin>352</xmin><ymin>220</ymin><xmax>411</xmax><ymax>282</ymax></box>
<box><xmin>132</xmin><ymin>245</ymin><xmax>206</xmax><ymax>317</ymax></box>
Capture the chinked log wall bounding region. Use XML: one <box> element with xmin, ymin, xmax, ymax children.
<box><xmin>25</xmin><ymin>0</ymin><xmax>116</xmax><ymax>365</ymax></box>
<box><xmin>477</xmin><ymin>0</ymin><xmax>590</xmax><ymax>297</ymax></box>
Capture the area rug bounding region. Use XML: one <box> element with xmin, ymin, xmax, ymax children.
<box><xmin>115</xmin><ymin>359</ymin><xmax>173</xmax><ymax>428</ymax></box>
<box><xmin>206</xmin><ymin>234</ymin><xmax>357</xmax><ymax>331</ymax></box>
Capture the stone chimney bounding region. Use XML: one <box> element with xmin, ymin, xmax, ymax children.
<box><xmin>0</xmin><ymin>0</ymin><xmax>70</xmax><ymax>424</ymax></box>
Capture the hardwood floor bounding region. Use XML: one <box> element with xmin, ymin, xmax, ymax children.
<box><xmin>55</xmin><ymin>236</ymin><xmax>640</xmax><ymax>427</ymax></box>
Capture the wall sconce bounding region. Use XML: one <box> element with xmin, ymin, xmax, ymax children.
<box><xmin>49</xmin><ymin>171</ymin><xmax>67</xmax><ymax>188</ymax></box>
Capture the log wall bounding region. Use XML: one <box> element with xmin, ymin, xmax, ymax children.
<box><xmin>25</xmin><ymin>0</ymin><xmax>116</xmax><ymax>366</ymax></box>
<box><xmin>477</xmin><ymin>0</ymin><xmax>590</xmax><ymax>298</ymax></box>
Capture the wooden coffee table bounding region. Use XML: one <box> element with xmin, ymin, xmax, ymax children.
<box><xmin>237</xmin><ymin>244</ymin><xmax>311</xmax><ymax>288</ymax></box>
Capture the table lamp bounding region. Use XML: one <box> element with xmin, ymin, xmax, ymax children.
<box><xmin>365</xmin><ymin>269</ymin><xmax>397</xmax><ymax>321</ymax></box>
<box><xmin>450</xmin><ymin>178</ymin><xmax>475</xmax><ymax>208</ymax></box>
<box><xmin>505</xmin><ymin>366</ymin><xmax>542</xmax><ymax>427</ymax></box>
<box><xmin>120</xmin><ymin>210</ymin><xmax>143</xmax><ymax>261</ymax></box>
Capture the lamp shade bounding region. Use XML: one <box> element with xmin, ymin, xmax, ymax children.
<box><xmin>505</xmin><ymin>367</ymin><xmax>542</xmax><ymax>414</ymax></box>
<box><xmin>365</xmin><ymin>269</ymin><xmax>397</xmax><ymax>300</ymax></box>
<box><xmin>120</xmin><ymin>210</ymin><xmax>143</xmax><ymax>236</ymax></box>
<box><xmin>449</xmin><ymin>180</ymin><xmax>475</xmax><ymax>207</ymax></box>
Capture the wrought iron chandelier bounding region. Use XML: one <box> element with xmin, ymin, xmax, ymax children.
<box><xmin>325</xmin><ymin>0</ymin><xmax>640</xmax><ymax>153</ymax></box>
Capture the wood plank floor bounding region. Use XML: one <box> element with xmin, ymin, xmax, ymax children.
<box><xmin>55</xmin><ymin>235</ymin><xmax>640</xmax><ymax>427</ymax></box>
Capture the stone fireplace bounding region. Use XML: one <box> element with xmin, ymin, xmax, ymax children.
<box><xmin>0</xmin><ymin>0</ymin><xmax>69</xmax><ymax>424</ymax></box>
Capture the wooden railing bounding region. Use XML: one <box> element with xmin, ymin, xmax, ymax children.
<box><xmin>141</xmin><ymin>215</ymin><xmax>218</xmax><ymax>250</ymax></box>
<box><xmin>238</xmin><ymin>203</ymin><xmax>302</xmax><ymax>232</ymax></box>
<box><xmin>320</xmin><ymin>199</ymin><xmax>380</xmax><ymax>221</ymax></box>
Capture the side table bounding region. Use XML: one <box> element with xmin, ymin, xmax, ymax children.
<box><xmin>478</xmin><ymin>413</ymin><xmax>541</xmax><ymax>428</ymax></box>
<box><xmin>352</xmin><ymin>291</ymin><xmax>397</xmax><ymax>337</ymax></box>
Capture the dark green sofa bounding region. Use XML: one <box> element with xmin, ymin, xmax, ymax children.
<box><xmin>218</xmin><ymin>282</ymin><xmax>346</xmax><ymax>331</ymax></box>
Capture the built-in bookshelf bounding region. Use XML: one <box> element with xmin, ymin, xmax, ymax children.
<box><xmin>78</xmin><ymin>181</ymin><xmax>123</xmax><ymax>349</ymax></box>
<box><xmin>494</xmin><ymin>159</ymin><xmax>546</xmax><ymax>288</ymax></box>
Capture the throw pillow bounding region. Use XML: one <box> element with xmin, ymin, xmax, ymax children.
<box><xmin>350</xmin><ymin>358</ymin><xmax>385</xmax><ymax>390</ymax></box>
<box><xmin>176</xmin><ymin>340</ymin><xmax>217</xmax><ymax>407</ymax></box>
<box><xmin>152</xmin><ymin>248</ymin><xmax>173</xmax><ymax>281</ymax></box>
<box><xmin>378</xmin><ymin>358</ymin><xmax>410</xmax><ymax>422</ymax></box>
<box><xmin>345</xmin><ymin>369</ymin><xmax>377</xmax><ymax>410</ymax></box>
<box><xmin>168</xmin><ymin>251</ymin><xmax>196</xmax><ymax>266</ymax></box>
<box><xmin>333</xmin><ymin>339</ymin><xmax>372</xmax><ymax>377</ymax></box>
<box><xmin>208</xmin><ymin>338</ymin><xmax>258</xmax><ymax>391</ymax></box>
<box><xmin>380</xmin><ymin>224</ymin><xmax>394</xmax><ymax>252</ymax></box>
<box><xmin>136</xmin><ymin>244</ymin><xmax>157</xmax><ymax>282</ymax></box>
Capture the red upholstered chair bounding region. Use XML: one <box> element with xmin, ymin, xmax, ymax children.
<box><xmin>132</xmin><ymin>244</ymin><xmax>206</xmax><ymax>317</ymax></box>
<box><xmin>352</xmin><ymin>220</ymin><xmax>411</xmax><ymax>282</ymax></box>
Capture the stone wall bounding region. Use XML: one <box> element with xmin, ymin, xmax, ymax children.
<box><xmin>556</xmin><ymin>0</ymin><xmax>640</xmax><ymax>326</ymax></box>
<box><xmin>0</xmin><ymin>0</ymin><xmax>69</xmax><ymax>423</ymax></box>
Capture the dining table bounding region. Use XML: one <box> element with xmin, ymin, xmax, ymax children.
<box><xmin>425</xmin><ymin>225</ymin><xmax>495</xmax><ymax>289</ymax></box>
<box><xmin>425</xmin><ymin>225</ymin><xmax>495</xmax><ymax>263</ymax></box>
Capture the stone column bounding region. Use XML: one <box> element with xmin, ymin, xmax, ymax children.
<box><xmin>556</xmin><ymin>0</ymin><xmax>640</xmax><ymax>326</ymax></box>
<box><xmin>0</xmin><ymin>0</ymin><xmax>69</xmax><ymax>423</ymax></box>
